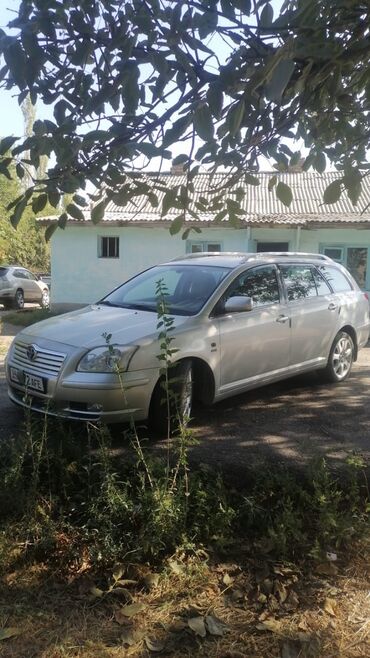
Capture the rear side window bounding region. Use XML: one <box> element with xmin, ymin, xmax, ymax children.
<box><xmin>318</xmin><ymin>265</ymin><xmax>353</xmax><ymax>292</ymax></box>
<box><xmin>0</xmin><ymin>268</ymin><xmax>9</xmax><ymax>278</ymax></box>
<box><xmin>279</xmin><ymin>265</ymin><xmax>317</xmax><ymax>301</ymax></box>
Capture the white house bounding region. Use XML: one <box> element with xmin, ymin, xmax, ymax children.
<box><xmin>42</xmin><ymin>171</ymin><xmax>370</xmax><ymax>311</ymax></box>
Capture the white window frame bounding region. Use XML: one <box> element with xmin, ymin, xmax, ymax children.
<box><xmin>187</xmin><ymin>240</ymin><xmax>222</xmax><ymax>253</ymax></box>
<box><xmin>98</xmin><ymin>236</ymin><xmax>120</xmax><ymax>259</ymax></box>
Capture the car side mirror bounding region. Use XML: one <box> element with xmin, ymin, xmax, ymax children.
<box><xmin>224</xmin><ymin>296</ymin><xmax>254</xmax><ymax>313</ymax></box>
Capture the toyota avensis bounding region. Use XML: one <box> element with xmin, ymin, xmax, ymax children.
<box><xmin>6</xmin><ymin>253</ymin><xmax>370</xmax><ymax>434</ymax></box>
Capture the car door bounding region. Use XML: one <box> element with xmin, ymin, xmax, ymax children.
<box><xmin>24</xmin><ymin>269</ymin><xmax>42</xmax><ymax>301</ymax></box>
<box><xmin>13</xmin><ymin>269</ymin><xmax>32</xmax><ymax>300</ymax></box>
<box><xmin>216</xmin><ymin>264</ymin><xmax>291</xmax><ymax>394</ymax></box>
<box><xmin>278</xmin><ymin>263</ymin><xmax>339</xmax><ymax>367</ymax></box>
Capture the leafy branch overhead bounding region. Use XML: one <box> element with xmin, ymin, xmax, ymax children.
<box><xmin>0</xmin><ymin>0</ymin><xmax>369</xmax><ymax>231</ymax></box>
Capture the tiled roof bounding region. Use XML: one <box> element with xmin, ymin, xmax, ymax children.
<box><xmin>103</xmin><ymin>171</ymin><xmax>370</xmax><ymax>226</ymax></box>
<box><xmin>39</xmin><ymin>171</ymin><xmax>370</xmax><ymax>227</ymax></box>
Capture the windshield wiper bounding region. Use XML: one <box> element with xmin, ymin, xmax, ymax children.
<box><xmin>121</xmin><ymin>303</ymin><xmax>156</xmax><ymax>312</ymax></box>
<box><xmin>97</xmin><ymin>300</ymin><xmax>123</xmax><ymax>308</ymax></box>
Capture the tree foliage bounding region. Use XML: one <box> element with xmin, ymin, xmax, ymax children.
<box><xmin>0</xmin><ymin>0</ymin><xmax>369</xmax><ymax>234</ymax></box>
<box><xmin>0</xmin><ymin>150</ymin><xmax>50</xmax><ymax>269</ymax></box>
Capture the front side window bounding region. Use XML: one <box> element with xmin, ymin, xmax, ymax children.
<box><xmin>279</xmin><ymin>265</ymin><xmax>317</xmax><ymax>301</ymax></box>
<box><xmin>98</xmin><ymin>236</ymin><xmax>119</xmax><ymax>258</ymax></box>
<box><xmin>224</xmin><ymin>265</ymin><xmax>280</xmax><ymax>308</ymax></box>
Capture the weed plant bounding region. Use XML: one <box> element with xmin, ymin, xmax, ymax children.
<box><xmin>0</xmin><ymin>288</ymin><xmax>368</xmax><ymax>573</ymax></box>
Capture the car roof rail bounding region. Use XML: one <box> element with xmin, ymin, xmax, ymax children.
<box><xmin>170</xmin><ymin>252</ymin><xmax>248</xmax><ymax>261</ymax></box>
<box><xmin>170</xmin><ymin>251</ymin><xmax>333</xmax><ymax>263</ymax></box>
<box><xmin>252</xmin><ymin>252</ymin><xmax>333</xmax><ymax>261</ymax></box>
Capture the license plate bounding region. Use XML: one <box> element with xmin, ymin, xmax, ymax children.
<box><xmin>10</xmin><ymin>368</ymin><xmax>46</xmax><ymax>393</ymax></box>
<box><xmin>24</xmin><ymin>373</ymin><xmax>45</xmax><ymax>392</ymax></box>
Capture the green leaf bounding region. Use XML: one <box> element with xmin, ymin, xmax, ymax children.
<box><xmin>268</xmin><ymin>175</ymin><xmax>277</xmax><ymax>191</ymax></box>
<box><xmin>265</xmin><ymin>59</ymin><xmax>295</xmax><ymax>103</ymax></box>
<box><xmin>276</xmin><ymin>181</ymin><xmax>293</xmax><ymax>207</ymax></box>
<box><xmin>58</xmin><ymin>213</ymin><xmax>68</xmax><ymax>229</ymax></box>
<box><xmin>323</xmin><ymin>179</ymin><xmax>342</xmax><ymax>204</ymax></box>
<box><xmin>260</xmin><ymin>3</ymin><xmax>274</xmax><ymax>27</ymax></box>
<box><xmin>194</xmin><ymin>104</ymin><xmax>214</xmax><ymax>142</ymax></box>
<box><xmin>228</xmin><ymin>101</ymin><xmax>245</xmax><ymax>137</ymax></box>
<box><xmin>162</xmin><ymin>188</ymin><xmax>178</xmax><ymax>216</ymax></box>
<box><xmin>45</xmin><ymin>223</ymin><xmax>58</xmax><ymax>241</ymax></box>
<box><xmin>10</xmin><ymin>197</ymin><xmax>28</xmax><ymax>227</ymax></box>
<box><xmin>313</xmin><ymin>152</ymin><xmax>326</xmax><ymax>174</ymax></box>
<box><xmin>197</xmin><ymin>10</ymin><xmax>218</xmax><ymax>39</ymax></box>
<box><xmin>169</xmin><ymin>215</ymin><xmax>184</xmax><ymax>235</ymax></box>
<box><xmin>207</xmin><ymin>84</ymin><xmax>224</xmax><ymax>119</ymax></box>
<box><xmin>91</xmin><ymin>199</ymin><xmax>106</xmax><ymax>223</ymax></box>
<box><xmin>0</xmin><ymin>135</ymin><xmax>18</xmax><ymax>155</ymax></box>
<box><xmin>244</xmin><ymin>173</ymin><xmax>260</xmax><ymax>186</ymax></box>
<box><xmin>32</xmin><ymin>193</ymin><xmax>48</xmax><ymax>213</ymax></box>
<box><xmin>48</xmin><ymin>190</ymin><xmax>60</xmax><ymax>208</ymax></box>
<box><xmin>66</xmin><ymin>203</ymin><xmax>85</xmax><ymax>220</ymax></box>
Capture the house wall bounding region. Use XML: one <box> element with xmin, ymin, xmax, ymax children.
<box><xmin>51</xmin><ymin>224</ymin><xmax>370</xmax><ymax>310</ymax></box>
<box><xmin>51</xmin><ymin>225</ymin><xmax>249</xmax><ymax>309</ymax></box>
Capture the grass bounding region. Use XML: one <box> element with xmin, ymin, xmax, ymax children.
<box><xmin>0</xmin><ymin>387</ymin><xmax>368</xmax><ymax>656</ymax></box>
<box><xmin>0</xmin><ymin>308</ymin><xmax>62</xmax><ymax>327</ymax></box>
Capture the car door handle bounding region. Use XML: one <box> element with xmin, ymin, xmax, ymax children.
<box><xmin>328</xmin><ymin>303</ymin><xmax>338</xmax><ymax>311</ymax></box>
<box><xmin>276</xmin><ymin>314</ymin><xmax>289</xmax><ymax>323</ymax></box>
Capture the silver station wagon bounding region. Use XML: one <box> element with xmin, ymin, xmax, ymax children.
<box><xmin>6</xmin><ymin>253</ymin><xmax>370</xmax><ymax>434</ymax></box>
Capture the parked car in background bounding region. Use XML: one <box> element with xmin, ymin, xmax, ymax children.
<box><xmin>5</xmin><ymin>252</ymin><xmax>370</xmax><ymax>434</ymax></box>
<box><xmin>0</xmin><ymin>266</ymin><xmax>49</xmax><ymax>309</ymax></box>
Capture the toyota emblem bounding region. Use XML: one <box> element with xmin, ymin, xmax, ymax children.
<box><xmin>27</xmin><ymin>344</ymin><xmax>38</xmax><ymax>361</ymax></box>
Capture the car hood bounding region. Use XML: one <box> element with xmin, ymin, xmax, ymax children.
<box><xmin>21</xmin><ymin>305</ymin><xmax>188</xmax><ymax>348</ymax></box>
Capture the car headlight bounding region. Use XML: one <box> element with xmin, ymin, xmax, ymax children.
<box><xmin>77</xmin><ymin>345</ymin><xmax>138</xmax><ymax>373</ymax></box>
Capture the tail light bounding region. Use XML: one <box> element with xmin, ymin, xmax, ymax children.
<box><xmin>363</xmin><ymin>292</ymin><xmax>369</xmax><ymax>302</ymax></box>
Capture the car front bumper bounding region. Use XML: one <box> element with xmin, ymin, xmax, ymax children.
<box><xmin>6</xmin><ymin>337</ymin><xmax>159</xmax><ymax>424</ymax></box>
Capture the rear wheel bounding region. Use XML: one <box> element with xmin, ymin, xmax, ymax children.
<box><xmin>322</xmin><ymin>331</ymin><xmax>354</xmax><ymax>382</ymax></box>
<box><xmin>149</xmin><ymin>360</ymin><xmax>193</xmax><ymax>437</ymax></box>
<box><xmin>40</xmin><ymin>289</ymin><xmax>50</xmax><ymax>308</ymax></box>
<box><xmin>13</xmin><ymin>289</ymin><xmax>24</xmax><ymax>310</ymax></box>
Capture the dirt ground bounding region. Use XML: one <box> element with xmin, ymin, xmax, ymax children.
<box><xmin>1</xmin><ymin>316</ymin><xmax>370</xmax><ymax>477</ymax></box>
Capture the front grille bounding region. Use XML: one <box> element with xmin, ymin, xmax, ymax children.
<box><xmin>11</xmin><ymin>341</ymin><xmax>66</xmax><ymax>376</ymax></box>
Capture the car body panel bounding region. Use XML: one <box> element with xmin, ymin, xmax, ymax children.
<box><xmin>5</xmin><ymin>252</ymin><xmax>370</xmax><ymax>423</ymax></box>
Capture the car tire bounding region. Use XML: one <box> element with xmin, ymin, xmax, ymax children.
<box><xmin>40</xmin><ymin>289</ymin><xmax>50</xmax><ymax>308</ymax></box>
<box><xmin>322</xmin><ymin>331</ymin><xmax>354</xmax><ymax>383</ymax></box>
<box><xmin>149</xmin><ymin>359</ymin><xmax>193</xmax><ymax>437</ymax></box>
<box><xmin>13</xmin><ymin>289</ymin><xmax>24</xmax><ymax>310</ymax></box>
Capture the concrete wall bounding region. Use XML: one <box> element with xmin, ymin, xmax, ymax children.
<box><xmin>51</xmin><ymin>225</ymin><xmax>250</xmax><ymax>308</ymax></box>
<box><xmin>51</xmin><ymin>224</ymin><xmax>370</xmax><ymax>309</ymax></box>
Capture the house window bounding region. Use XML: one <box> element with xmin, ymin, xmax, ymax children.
<box><xmin>187</xmin><ymin>241</ymin><xmax>222</xmax><ymax>253</ymax></box>
<box><xmin>257</xmin><ymin>242</ymin><xmax>289</xmax><ymax>252</ymax></box>
<box><xmin>322</xmin><ymin>245</ymin><xmax>367</xmax><ymax>288</ymax></box>
<box><xmin>98</xmin><ymin>236</ymin><xmax>119</xmax><ymax>258</ymax></box>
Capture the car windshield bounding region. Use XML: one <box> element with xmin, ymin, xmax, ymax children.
<box><xmin>99</xmin><ymin>264</ymin><xmax>231</xmax><ymax>316</ymax></box>
<box><xmin>0</xmin><ymin>267</ymin><xmax>9</xmax><ymax>277</ymax></box>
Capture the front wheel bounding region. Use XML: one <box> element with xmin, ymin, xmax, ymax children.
<box><xmin>149</xmin><ymin>360</ymin><xmax>193</xmax><ymax>437</ymax></box>
<box><xmin>322</xmin><ymin>331</ymin><xmax>354</xmax><ymax>383</ymax></box>
<box><xmin>40</xmin><ymin>289</ymin><xmax>50</xmax><ymax>308</ymax></box>
<box><xmin>13</xmin><ymin>289</ymin><xmax>24</xmax><ymax>310</ymax></box>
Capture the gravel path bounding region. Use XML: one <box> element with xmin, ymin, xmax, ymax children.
<box><xmin>1</xmin><ymin>316</ymin><xmax>369</xmax><ymax>476</ymax></box>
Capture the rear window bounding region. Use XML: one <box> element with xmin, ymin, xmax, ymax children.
<box><xmin>0</xmin><ymin>267</ymin><xmax>9</xmax><ymax>278</ymax></box>
<box><xmin>318</xmin><ymin>265</ymin><xmax>353</xmax><ymax>292</ymax></box>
